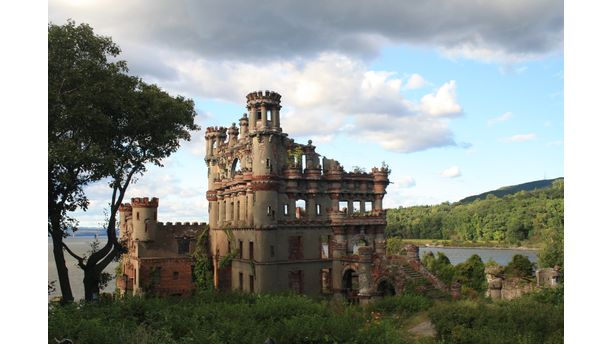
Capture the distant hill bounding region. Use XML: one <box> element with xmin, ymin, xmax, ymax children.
<box><xmin>458</xmin><ymin>177</ymin><xmax>563</xmax><ymax>204</ymax></box>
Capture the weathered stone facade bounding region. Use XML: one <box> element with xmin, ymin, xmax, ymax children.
<box><xmin>205</xmin><ymin>90</ymin><xmax>449</xmax><ymax>301</ymax></box>
<box><xmin>117</xmin><ymin>197</ymin><xmax>207</xmax><ymax>297</ymax></box>
<box><xmin>117</xmin><ymin>90</ymin><xmax>450</xmax><ymax>302</ymax></box>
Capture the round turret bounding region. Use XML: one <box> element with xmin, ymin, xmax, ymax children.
<box><xmin>246</xmin><ymin>90</ymin><xmax>282</xmax><ymax>131</ymax></box>
<box><xmin>131</xmin><ymin>197</ymin><xmax>159</xmax><ymax>242</ymax></box>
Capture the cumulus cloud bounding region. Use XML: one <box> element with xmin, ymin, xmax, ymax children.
<box><xmin>441</xmin><ymin>166</ymin><xmax>461</xmax><ymax>178</ymax></box>
<box><xmin>419</xmin><ymin>81</ymin><xmax>462</xmax><ymax>117</ymax></box>
<box><xmin>503</xmin><ymin>133</ymin><xmax>537</xmax><ymax>142</ymax></box>
<box><xmin>488</xmin><ymin>112</ymin><xmax>513</xmax><ymax>126</ymax></box>
<box><xmin>49</xmin><ymin>0</ymin><xmax>562</xmax><ymax>66</ymax></box>
<box><xmin>395</xmin><ymin>176</ymin><xmax>416</xmax><ymax>188</ymax></box>
<box><xmin>406</xmin><ymin>73</ymin><xmax>427</xmax><ymax>90</ymax></box>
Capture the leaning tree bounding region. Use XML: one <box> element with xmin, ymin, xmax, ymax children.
<box><xmin>49</xmin><ymin>20</ymin><xmax>199</xmax><ymax>301</ymax></box>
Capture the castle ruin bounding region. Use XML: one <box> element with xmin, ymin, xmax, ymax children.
<box><xmin>117</xmin><ymin>90</ymin><xmax>450</xmax><ymax>301</ymax></box>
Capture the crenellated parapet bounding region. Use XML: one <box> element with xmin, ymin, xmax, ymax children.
<box><xmin>157</xmin><ymin>221</ymin><xmax>208</xmax><ymax>238</ymax></box>
<box><xmin>131</xmin><ymin>197</ymin><xmax>159</xmax><ymax>208</ymax></box>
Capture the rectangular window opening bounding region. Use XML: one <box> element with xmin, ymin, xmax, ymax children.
<box><xmin>339</xmin><ymin>201</ymin><xmax>348</xmax><ymax>213</ymax></box>
<box><xmin>284</xmin><ymin>204</ymin><xmax>289</xmax><ymax>215</ymax></box>
<box><xmin>249</xmin><ymin>241</ymin><xmax>254</xmax><ymax>260</ymax></box>
<box><xmin>353</xmin><ymin>201</ymin><xmax>361</xmax><ymax>213</ymax></box>
<box><xmin>239</xmin><ymin>272</ymin><xmax>244</xmax><ymax>291</ymax></box>
<box><xmin>321</xmin><ymin>269</ymin><xmax>332</xmax><ymax>294</ymax></box>
<box><xmin>316</xmin><ymin>204</ymin><xmax>321</xmax><ymax>216</ymax></box>
<box><xmin>239</xmin><ymin>240</ymin><xmax>244</xmax><ymax>259</ymax></box>
<box><xmin>364</xmin><ymin>201</ymin><xmax>373</xmax><ymax>213</ymax></box>
<box><xmin>320</xmin><ymin>235</ymin><xmax>330</xmax><ymax>259</ymax></box>
<box><xmin>249</xmin><ymin>275</ymin><xmax>254</xmax><ymax>293</ymax></box>
<box><xmin>173</xmin><ymin>271</ymin><xmax>179</xmax><ymax>280</ymax></box>
<box><xmin>270</xmin><ymin>245</ymin><xmax>275</xmax><ymax>257</ymax></box>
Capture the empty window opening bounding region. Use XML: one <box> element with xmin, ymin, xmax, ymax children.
<box><xmin>227</xmin><ymin>240</ymin><xmax>231</xmax><ymax>253</ymax></box>
<box><xmin>249</xmin><ymin>275</ymin><xmax>255</xmax><ymax>293</ymax></box>
<box><xmin>339</xmin><ymin>201</ymin><xmax>348</xmax><ymax>213</ymax></box>
<box><xmin>289</xmin><ymin>236</ymin><xmax>303</xmax><ymax>260</ymax></box>
<box><xmin>301</xmin><ymin>154</ymin><xmax>306</xmax><ymax>171</ymax></box>
<box><xmin>320</xmin><ymin>235</ymin><xmax>331</xmax><ymax>259</ymax></box>
<box><xmin>270</xmin><ymin>245</ymin><xmax>275</xmax><ymax>257</ymax></box>
<box><xmin>316</xmin><ymin>204</ymin><xmax>322</xmax><ymax>216</ymax></box>
<box><xmin>266</xmin><ymin>109</ymin><xmax>272</xmax><ymax>121</ymax></box>
<box><xmin>191</xmin><ymin>265</ymin><xmax>196</xmax><ymax>283</ymax></box>
<box><xmin>352</xmin><ymin>238</ymin><xmax>368</xmax><ymax>254</ymax></box>
<box><xmin>295</xmin><ymin>199</ymin><xmax>306</xmax><ymax>219</ymax></box>
<box><xmin>267</xmin><ymin>205</ymin><xmax>272</xmax><ymax>216</ymax></box>
<box><xmin>283</xmin><ymin>204</ymin><xmax>289</xmax><ymax>215</ymax></box>
<box><xmin>266</xmin><ymin>158</ymin><xmax>270</xmax><ymax>168</ymax></box>
<box><xmin>364</xmin><ymin>201</ymin><xmax>373</xmax><ymax>212</ymax></box>
<box><xmin>237</xmin><ymin>201</ymin><xmax>241</xmax><ymax>220</ymax></box>
<box><xmin>136</xmin><ymin>212</ymin><xmax>140</xmax><ymax>220</ymax></box>
<box><xmin>249</xmin><ymin>241</ymin><xmax>254</xmax><ymax>260</ymax></box>
<box><xmin>173</xmin><ymin>271</ymin><xmax>179</xmax><ymax>280</ymax></box>
<box><xmin>230</xmin><ymin>202</ymin><xmax>234</xmax><ymax>219</ymax></box>
<box><xmin>353</xmin><ymin>201</ymin><xmax>361</xmax><ymax>213</ymax></box>
<box><xmin>239</xmin><ymin>272</ymin><xmax>244</xmax><ymax>291</ymax></box>
<box><xmin>256</xmin><ymin>111</ymin><xmax>262</xmax><ymax>121</ymax></box>
<box><xmin>321</xmin><ymin>269</ymin><xmax>332</xmax><ymax>294</ymax></box>
<box><xmin>177</xmin><ymin>239</ymin><xmax>190</xmax><ymax>255</ymax></box>
<box><xmin>231</xmin><ymin>158</ymin><xmax>241</xmax><ymax>177</ymax></box>
<box><xmin>239</xmin><ymin>240</ymin><xmax>244</xmax><ymax>259</ymax></box>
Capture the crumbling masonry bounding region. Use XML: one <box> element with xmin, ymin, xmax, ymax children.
<box><xmin>117</xmin><ymin>90</ymin><xmax>450</xmax><ymax>301</ymax></box>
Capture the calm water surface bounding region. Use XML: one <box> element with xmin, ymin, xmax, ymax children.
<box><xmin>48</xmin><ymin>237</ymin><xmax>118</xmax><ymax>300</ymax></box>
<box><xmin>419</xmin><ymin>246</ymin><xmax>538</xmax><ymax>266</ymax></box>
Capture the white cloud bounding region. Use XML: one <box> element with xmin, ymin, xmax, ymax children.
<box><xmin>419</xmin><ymin>81</ymin><xmax>462</xmax><ymax>117</ymax></box>
<box><xmin>406</xmin><ymin>73</ymin><xmax>427</xmax><ymax>89</ymax></box>
<box><xmin>441</xmin><ymin>166</ymin><xmax>461</xmax><ymax>178</ymax></box>
<box><xmin>150</xmin><ymin>52</ymin><xmax>463</xmax><ymax>153</ymax></box>
<box><xmin>502</xmin><ymin>133</ymin><xmax>537</xmax><ymax>142</ymax></box>
<box><xmin>395</xmin><ymin>176</ymin><xmax>416</xmax><ymax>188</ymax></box>
<box><xmin>488</xmin><ymin>112</ymin><xmax>513</xmax><ymax>126</ymax></box>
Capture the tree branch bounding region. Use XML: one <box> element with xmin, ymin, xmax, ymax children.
<box><xmin>62</xmin><ymin>242</ymin><xmax>86</xmax><ymax>269</ymax></box>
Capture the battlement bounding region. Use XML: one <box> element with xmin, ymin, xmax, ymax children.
<box><xmin>205</xmin><ymin>126</ymin><xmax>228</xmax><ymax>134</ymax></box>
<box><xmin>158</xmin><ymin>221</ymin><xmax>207</xmax><ymax>227</ymax></box>
<box><xmin>131</xmin><ymin>197</ymin><xmax>159</xmax><ymax>208</ymax></box>
<box><xmin>119</xmin><ymin>203</ymin><xmax>132</xmax><ymax>213</ymax></box>
<box><xmin>246</xmin><ymin>90</ymin><xmax>282</xmax><ymax>105</ymax></box>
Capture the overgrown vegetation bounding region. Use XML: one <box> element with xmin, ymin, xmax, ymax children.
<box><xmin>386</xmin><ymin>180</ymin><xmax>563</xmax><ymax>248</ymax></box>
<box><xmin>428</xmin><ymin>288</ymin><xmax>563</xmax><ymax>344</ymax></box>
<box><xmin>49</xmin><ymin>292</ymin><xmax>408</xmax><ymax>344</ymax></box>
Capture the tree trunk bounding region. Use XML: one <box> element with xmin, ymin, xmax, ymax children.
<box><xmin>83</xmin><ymin>268</ymin><xmax>100</xmax><ymax>301</ymax></box>
<box><xmin>50</xmin><ymin>218</ymin><xmax>74</xmax><ymax>304</ymax></box>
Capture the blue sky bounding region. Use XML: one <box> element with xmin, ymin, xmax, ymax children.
<box><xmin>47</xmin><ymin>0</ymin><xmax>564</xmax><ymax>227</ymax></box>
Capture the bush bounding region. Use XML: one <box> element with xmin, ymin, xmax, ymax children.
<box><xmin>49</xmin><ymin>293</ymin><xmax>407</xmax><ymax>344</ymax></box>
<box><xmin>368</xmin><ymin>294</ymin><xmax>433</xmax><ymax>314</ymax></box>
<box><xmin>428</xmin><ymin>296</ymin><xmax>563</xmax><ymax>344</ymax></box>
<box><xmin>504</xmin><ymin>255</ymin><xmax>535</xmax><ymax>278</ymax></box>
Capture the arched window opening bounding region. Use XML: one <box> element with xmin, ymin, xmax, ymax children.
<box><xmin>231</xmin><ymin>158</ymin><xmax>241</xmax><ymax>177</ymax></box>
<box><xmin>342</xmin><ymin>269</ymin><xmax>359</xmax><ymax>303</ymax></box>
<box><xmin>295</xmin><ymin>199</ymin><xmax>306</xmax><ymax>219</ymax></box>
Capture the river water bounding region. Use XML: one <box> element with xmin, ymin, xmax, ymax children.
<box><xmin>49</xmin><ymin>237</ymin><xmax>538</xmax><ymax>300</ymax></box>
<box><xmin>48</xmin><ymin>237</ymin><xmax>119</xmax><ymax>301</ymax></box>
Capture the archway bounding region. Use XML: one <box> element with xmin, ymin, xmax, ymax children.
<box><xmin>342</xmin><ymin>268</ymin><xmax>359</xmax><ymax>303</ymax></box>
<box><xmin>377</xmin><ymin>279</ymin><xmax>396</xmax><ymax>297</ymax></box>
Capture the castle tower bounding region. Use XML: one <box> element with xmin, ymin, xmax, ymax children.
<box><xmin>118</xmin><ymin>203</ymin><xmax>132</xmax><ymax>241</ymax></box>
<box><xmin>247</xmin><ymin>91</ymin><xmax>285</xmax><ymax>228</ymax></box>
<box><xmin>130</xmin><ymin>197</ymin><xmax>159</xmax><ymax>242</ymax></box>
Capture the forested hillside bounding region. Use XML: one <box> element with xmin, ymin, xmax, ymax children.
<box><xmin>458</xmin><ymin>177</ymin><xmax>563</xmax><ymax>204</ymax></box>
<box><xmin>386</xmin><ymin>179</ymin><xmax>564</xmax><ymax>247</ymax></box>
